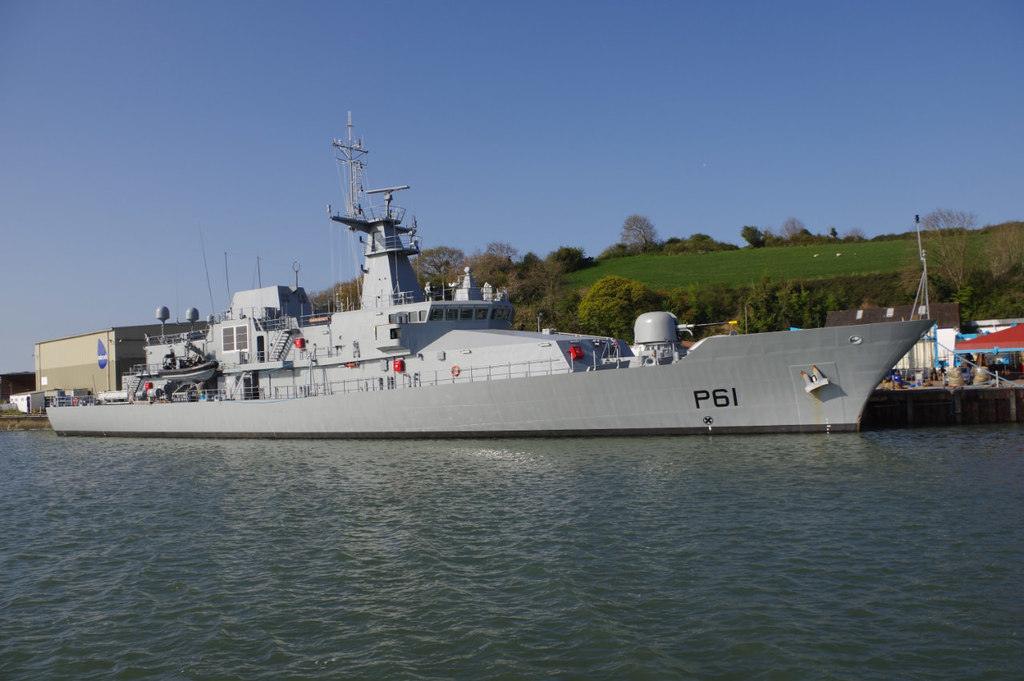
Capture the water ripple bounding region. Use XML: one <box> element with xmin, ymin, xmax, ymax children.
<box><xmin>1</xmin><ymin>427</ymin><xmax>1023</xmax><ymax>679</ymax></box>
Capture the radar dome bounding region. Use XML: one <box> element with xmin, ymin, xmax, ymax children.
<box><xmin>634</xmin><ymin>311</ymin><xmax>678</xmax><ymax>345</ymax></box>
<box><xmin>185</xmin><ymin>307</ymin><xmax>200</xmax><ymax>323</ymax></box>
<box><xmin>155</xmin><ymin>306</ymin><xmax>170</xmax><ymax>322</ymax></box>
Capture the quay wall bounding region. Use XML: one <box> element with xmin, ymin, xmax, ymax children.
<box><xmin>0</xmin><ymin>415</ymin><xmax>52</xmax><ymax>431</ymax></box>
<box><xmin>862</xmin><ymin>386</ymin><xmax>1024</xmax><ymax>429</ymax></box>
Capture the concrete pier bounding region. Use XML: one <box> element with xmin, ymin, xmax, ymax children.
<box><xmin>862</xmin><ymin>386</ymin><xmax>1024</xmax><ymax>429</ymax></box>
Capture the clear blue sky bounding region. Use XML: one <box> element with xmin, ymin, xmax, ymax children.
<box><xmin>1</xmin><ymin>1</ymin><xmax>1021</xmax><ymax>371</ymax></box>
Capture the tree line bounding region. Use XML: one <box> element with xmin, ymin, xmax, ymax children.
<box><xmin>312</xmin><ymin>210</ymin><xmax>1024</xmax><ymax>341</ymax></box>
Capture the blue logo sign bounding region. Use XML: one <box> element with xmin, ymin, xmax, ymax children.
<box><xmin>97</xmin><ymin>339</ymin><xmax>108</xmax><ymax>369</ymax></box>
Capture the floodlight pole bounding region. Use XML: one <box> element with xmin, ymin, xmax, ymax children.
<box><xmin>910</xmin><ymin>214</ymin><xmax>930</xmax><ymax>321</ymax></box>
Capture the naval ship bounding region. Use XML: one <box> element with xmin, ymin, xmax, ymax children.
<box><xmin>48</xmin><ymin>118</ymin><xmax>930</xmax><ymax>438</ymax></box>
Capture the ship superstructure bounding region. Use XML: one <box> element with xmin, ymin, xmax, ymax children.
<box><xmin>47</xmin><ymin>117</ymin><xmax>931</xmax><ymax>437</ymax></box>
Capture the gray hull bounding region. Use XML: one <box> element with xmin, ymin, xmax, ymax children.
<box><xmin>48</xmin><ymin>321</ymin><xmax>929</xmax><ymax>438</ymax></box>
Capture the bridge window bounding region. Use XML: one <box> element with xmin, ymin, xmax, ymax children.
<box><xmin>430</xmin><ymin>308</ymin><xmax>443</xmax><ymax>321</ymax></box>
<box><xmin>222</xmin><ymin>325</ymin><xmax>248</xmax><ymax>352</ymax></box>
<box><xmin>475</xmin><ymin>308</ymin><xmax>488</xmax><ymax>320</ymax></box>
<box><xmin>460</xmin><ymin>308</ymin><xmax>473</xmax><ymax>320</ymax></box>
<box><xmin>445</xmin><ymin>308</ymin><xmax>458</xmax><ymax>321</ymax></box>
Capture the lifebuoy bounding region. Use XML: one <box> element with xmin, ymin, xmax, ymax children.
<box><xmin>450</xmin><ymin>365</ymin><xmax>461</xmax><ymax>378</ymax></box>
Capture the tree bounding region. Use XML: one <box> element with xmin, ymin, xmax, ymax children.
<box><xmin>921</xmin><ymin>208</ymin><xmax>976</xmax><ymax>231</ymax></box>
<box><xmin>309</xmin><ymin>276</ymin><xmax>361</xmax><ymax>311</ymax></box>
<box><xmin>578</xmin><ymin>275</ymin><xmax>662</xmax><ymax>341</ymax></box>
<box><xmin>828</xmin><ymin>226</ymin><xmax>839</xmax><ymax>240</ymax></box>
<box><xmin>466</xmin><ymin>241</ymin><xmax>518</xmax><ymax>288</ymax></box>
<box><xmin>547</xmin><ymin>246</ymin><xmax>592</xmax><ymax>273</ymax></box>
<box><xmin>597</xmin><ymin>243</ymin><xmax>632</xmax><ymax>260</ymax></box>
<box><xmin>741</xmin><ymin>225</ymin><xmax>766</xmax><ymax>248</ymax></box>
<box><xmin>663</xmin><ymin>233</ymin><xmax>738</xmax><ymax>254</ymax></box>
<box><xmin>484</xmin><ymin>241</ymin><xmax>518</xmax><ymax>261</ymax></box>
<box><xmin>842</xmin><ymin>227</ymin><xmax>866</xmax><ymax>242</ymax></box>
<box><xmin>780</xmin><ymin>217</ymin><xmax>809</xmax><ymax>242</ymax></box>
<box><xmin>988</xmin><ymin>223</ymin><xmax>1024</xmax><ymax>278</ymax></box>
<box><xmin>922</xmin><ymin>208</ymin><xmax>976</xmax><ymax>292</ymax></box>
<box><xmin>621</xmin><ymin>214</ymin><xmax>659</xmax><ymax>253</ymax></box>
<box><xmin>414</xmin><ymin>246</ymin><xmax>465</xmax><ymax>285</ymax></box>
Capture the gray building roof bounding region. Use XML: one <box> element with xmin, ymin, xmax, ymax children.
<box><xmin>37</xmin><ymin>323</ymin><xmax>199</xmax><ymax>345</ymax></box>
<box><xmin>825</xmin><ymin>302</ymin><xmax>960</xmax><ymax>330</ymax></box>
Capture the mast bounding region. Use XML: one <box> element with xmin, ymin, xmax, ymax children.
<box><xmin>332</xmin><ymin>111</ymin><xmax>368</xmax><ymax>217</ymax></box>
<box><xmin>328</xmin><ymin>115</ymin><xmax>422</xmax><ymax>310</ymax></box>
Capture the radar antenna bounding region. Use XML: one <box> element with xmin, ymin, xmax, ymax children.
<box><xmin>366</xmin><ymin>185</ymin><xmax>410</xmax><ymax>219</ymax></box>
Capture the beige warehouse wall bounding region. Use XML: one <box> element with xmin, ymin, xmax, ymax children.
<box><xmin>35</xmin><ymin>330</ymin><xmax>117</xmax><ymax>393</ymax></box>
<box><xmin>34</xmin><ymin>323</ymin><xmax>199</xmax><ymax>393</ymax></box>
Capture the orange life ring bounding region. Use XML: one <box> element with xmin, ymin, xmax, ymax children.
<box><xmin>450</xmin><ymin>365</ymin><xmax>461</xmax><ymax>378</ymax></box>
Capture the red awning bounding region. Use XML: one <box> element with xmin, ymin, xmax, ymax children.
<box><xmin>955</xmin><ymin>325</ymin><xmax>1024</xmax><ymax>352</ymax></box>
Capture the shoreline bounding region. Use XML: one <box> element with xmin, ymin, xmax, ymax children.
<box><xmin>0</xmin><ymin>415</ymin><xmax>52</xmax><ymax>431</ymax></box>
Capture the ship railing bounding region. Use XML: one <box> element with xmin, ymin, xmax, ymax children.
<box><xmin>171</xmin><ymin>386</ymin><xmax>264</xmax><ymax>402</ymax></box>
<box><xmin>72</xmin><ymin>358</ymin><xmax>580</xmax><ymax>407</ymax></box>
<box><xmin>367</xmin><ymin>205</ymin><xmax>406</xmax><ymax>223</ymax></box>
<box><xmin>145</xmin><ymin>330</ymin><xmax>207</xmax><ymax>346</ymax></box>
<box><xmin>423</xmin><ymin>284</ymin><xmax>509</xmax><ymax>302</ymax></box>
<box><xmin>418</xmin><ymin>358</ymin><xmax>572</xmax><ymax>387</ymax></box>
<box><xmin>253</xmin><ymin>358</ymin><xmax>568</xmax><ymax>400</ymax></box>
<box><xmin>127</xmin><ymin>363</ymin><xmax>173</xmax><ymax>376</ymax></box>
<box><xmin>369</xmin><ymin>234</ymin><xmax>417</xmax><ymax>253</ymax></box>
<box><xmin>255</xmin><ymin>316</ymin><xmax>290</xmax><ymax>331</ymax></box>
<box><xmin>50</xmin><ymin>395</ymin><xmax>98</xmax><ymax>407</ymax></box>
<box><xmin>207</xmin><ymin>311</ymin><xmax>233</xmax><ymax>323</ymax></box>
<box><xmin>391</xmin><ymin>290</ymin><xmax>420</xmax><ymax>305</ymax></box>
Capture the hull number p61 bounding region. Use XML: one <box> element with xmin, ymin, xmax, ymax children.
<box><xmin>694</xmin><ymin>388</ymin><xmax>738</xmax><ymax>409</ymax></box>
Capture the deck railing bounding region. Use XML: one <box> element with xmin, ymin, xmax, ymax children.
<box><xmin>144</xmin><ymin>330</ymin><xmax>207</xmax><ymax>346</ymax></box>
<box><xmin>74</xmin><ymin>357</ymin><xmax>585</xmax><ymax>407</ymax></box>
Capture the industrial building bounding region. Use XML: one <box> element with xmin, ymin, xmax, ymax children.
<box><xmin>1</xmin><ymin>371</ymin><xmax>36</xmax><ymax>402</ymax></box>
<box><xmin>825</xmin><ymin>302</ymin><xmax>961</xmax><ymax>370</ymax></box>
<box><xmin>35</xmin><ymin>323</ymin><xmax>199</xmax><ymax>394</ymax></box>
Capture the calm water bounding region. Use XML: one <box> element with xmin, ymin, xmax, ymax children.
<box><xmin>1</xmin><ymin>428</ymin><xmax>1022</xmax><ymax>680</ymax></box>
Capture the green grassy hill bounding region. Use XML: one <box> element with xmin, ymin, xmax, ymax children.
<box><xmin>568</xmin><ymin>228</ymin><xmax>1007</xmax><ymax>290</ymax></box>
<box><xmin>568</xmin><ymin>240</ymin><xmax>919</xmax><ymax>289</ymax></box>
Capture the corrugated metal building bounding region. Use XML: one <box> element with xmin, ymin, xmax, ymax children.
<box><xmin>35</xmin><ymin>324</ymin><xmax>197</xmax><ymax>393</ymax></box>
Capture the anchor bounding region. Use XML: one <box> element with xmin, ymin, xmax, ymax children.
<box><xmin>800</xmin><ymin>364</ymin><xmax>831</xmax><ymax>394</ymax></box>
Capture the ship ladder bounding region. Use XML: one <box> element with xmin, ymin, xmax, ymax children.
<box><xmin>268</xmin><ymin>329</ymin><xmax>295</xmax><ymax>361</ymax></box>
<box><xmin>124</xmin><ymin>375</ymin><xmax>143</xmax><ymax>402</ymax></box>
